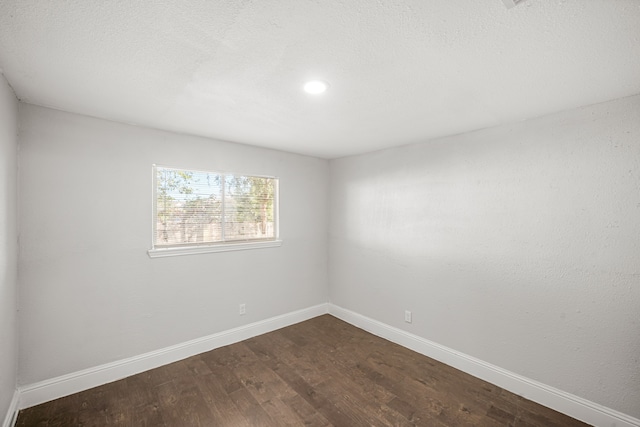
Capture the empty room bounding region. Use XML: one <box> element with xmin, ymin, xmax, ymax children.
<box><xmin>1</xmin><ymin>0</ymin><xmax>639</xmax><ymax>426</ymax></box>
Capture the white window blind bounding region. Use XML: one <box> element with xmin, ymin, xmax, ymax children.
<box><xmin>152</xmin><ymin>166</ymin><xmax>278</xmax><ymax>252</ymax></box>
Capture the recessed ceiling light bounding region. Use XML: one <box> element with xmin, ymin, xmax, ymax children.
<box><xmin>304</xmin><ymin>80</ymin><xmax>329</xmax><ymax>95</ymax></box>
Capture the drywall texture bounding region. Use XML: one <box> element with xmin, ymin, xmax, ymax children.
<box><xmin>17</xmin><ymin>104</ymin><xmax>328</xmax><ymax>385</ymax></box>
<box><xmin>2</xmin><ymin>1</ymin><xmax>639</xmax><ymax>158</ymax></box>
<box><xmin>0</xmin><ymin>75</ymin><xmax>18</xmax><ymax>421</ymax></box>
<box><xmin>329</xmin><ymin>95</ymin><xmax>640</xmax><ymax>418</ymax></box>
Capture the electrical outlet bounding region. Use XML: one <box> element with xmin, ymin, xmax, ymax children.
<box><xmin>404</xmin><ymin>310</ymin><xmax>412</xmax><ymax>323</ymax></box>
<box><xmin>239</xmin><ymin>303</ymin><xmax>246</xmax><ymax>315</ymax></box>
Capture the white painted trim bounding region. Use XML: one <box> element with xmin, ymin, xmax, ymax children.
<box><xmin>15</xmin><ymin>303</ymin><xmax>639</xmax><ymax>427</ymax></box>
<box><xmin>148</xmin><ymin>240</ymin><xmax>282</xmax><ymax>258</ymax></box>
<box><xmin>328</xmin><ymin>304</ymin><xmax>640</xmax><ymax>427</ymax></box>
<box><xmin>2</xmin><ymin>390</ymin><xmax>19</xmax><ymax>427</ymax></box>
<box><xmin>18</xmin><ymin>303</ymin><xmax>328</xmax><ymax>410</ymax></box>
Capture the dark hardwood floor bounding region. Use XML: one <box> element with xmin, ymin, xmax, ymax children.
<box><xmin>16</xmin><ymin>315</ymin><xmax>591</xmax><ymax>426</ymax></box>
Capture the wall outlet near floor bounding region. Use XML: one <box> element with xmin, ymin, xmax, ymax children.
<box><xmin>239</xmin><ymin>303</ymin><xmax>246</xmax><ymax>315</ymax></box>
<box><xmin>404</xmin><ymin>310</ymin><xmax>412</xmax><ymax>323</ymax></box>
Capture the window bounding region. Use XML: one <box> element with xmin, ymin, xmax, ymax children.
<box><xmin>149</xmin><ymin>165</ymin><xmax>280</xmax><ymax>257</ymax></box>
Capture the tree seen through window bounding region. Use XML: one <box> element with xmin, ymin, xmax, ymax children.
<box><xmin>154</xmin><ymin>166</ymin><xmax>277</xmax><ymax>248</ymax></box>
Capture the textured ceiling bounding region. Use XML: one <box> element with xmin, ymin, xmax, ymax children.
<box><xmin>0</xmin><ymin>0</ymin><xmax>639</xmax><ymax>159</ymax></box>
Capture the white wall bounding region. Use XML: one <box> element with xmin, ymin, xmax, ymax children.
<box><xmin>0</xmin><ymin>75</ymin><xmax>18</xmax><ymax>421</ymax></box>
<box><xmin>17</xmin><ymin>104</ymin><xmax>328</xmax><ymax>385</ymax></box>
<box><xmin>329</xmin><ymin>95</ymin><xmax>640</xmax><ymax>418</ymax></box>
<box><xmin>13</xmin><ymin>93</ymin><xmax>640</xmax><ymax>421</ymax></box>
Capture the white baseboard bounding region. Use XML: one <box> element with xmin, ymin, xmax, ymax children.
<box><xmin>18</xmin><ymin>303</ymin><xmax>329</xmax><ymax>411</ymax></box>
<box><xmin>14</xmin><ymin>303</ymin><xmax>639</xmax><ymax>427</ymax></box>
<box><xmin>2</xmin><ymin>390</ymin><xmax>19</xmax><ymax>427</ymax></box>
<box><xmin>328</xmin><ymin>304</ymin><xmax>639</xmax><ymax>427</ymax></box>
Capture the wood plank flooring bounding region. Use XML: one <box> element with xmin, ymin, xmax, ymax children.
<box><xmin>16</xmin><ymin>315</ymin><xmax>591</xmax><ymax>426</ymax></box>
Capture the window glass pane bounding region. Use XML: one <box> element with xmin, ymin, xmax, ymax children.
<box><xmin>154</xmin><ymin>166</ymin><xmax>277</xmax><ymax>249</ymax></box>
<box><xmin>224</xmin><ymin>175</ymin><xmax>276</xmax><ymax>242</ymax></box>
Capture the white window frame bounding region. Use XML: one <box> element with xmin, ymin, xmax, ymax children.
<box><xmin>148</xmin><ymin>165</ymin><xmax>281</xmax><ymax>258</ymax></box>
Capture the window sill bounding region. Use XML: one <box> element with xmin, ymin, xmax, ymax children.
<box><xmin>148</xmin><ymin>240</ymin><xmax>282</xmax><ymax>258</ymax></box>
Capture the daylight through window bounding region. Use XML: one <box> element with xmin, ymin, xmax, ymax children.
<box><xmin>153</xmin><ymin>166</ymin><xmax>278</xmax><ymax>250</ymax></box>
